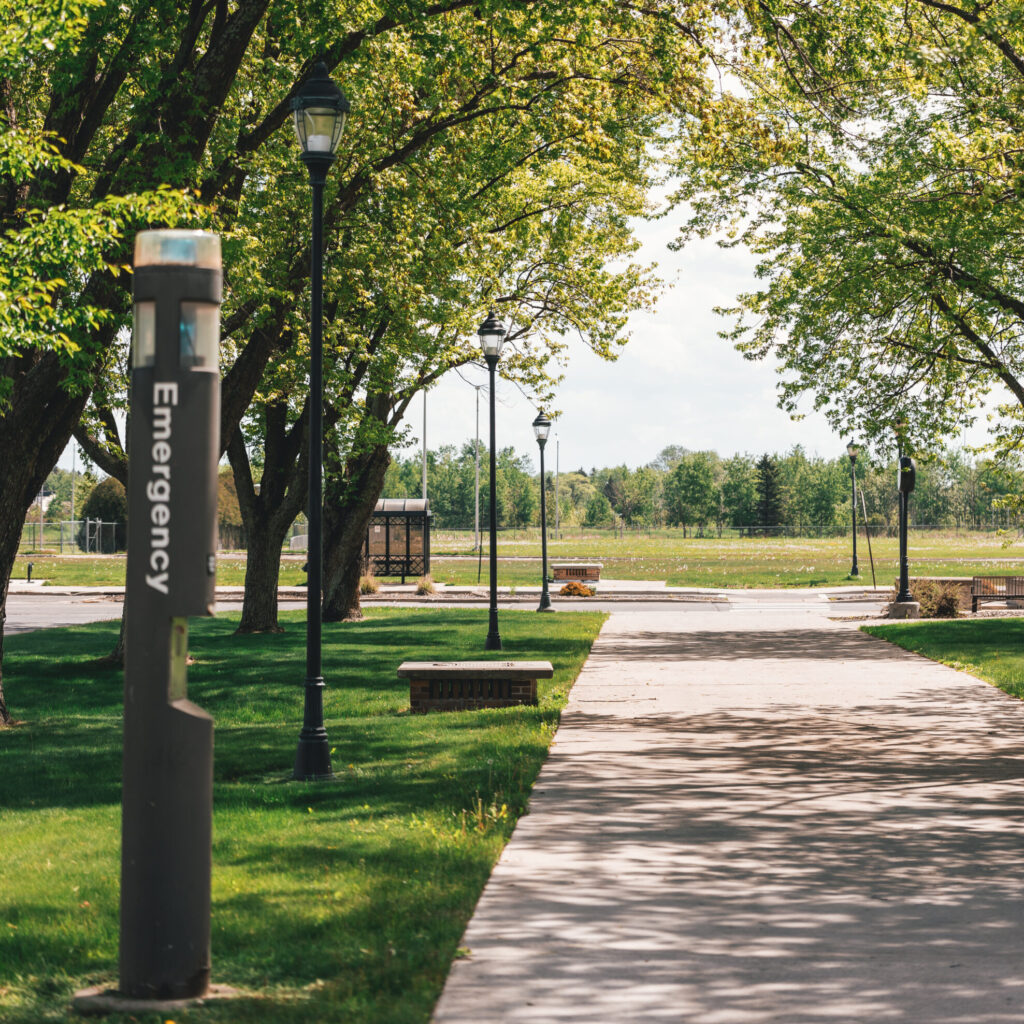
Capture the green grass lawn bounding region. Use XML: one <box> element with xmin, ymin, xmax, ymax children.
<box><xmin>429</xmin><ymin>532</ymin><xmax>1024</xmax><ymax>589</ymax></box>
<box><xmin>10</xmin><ymin>555</ymin><xmax>309</xmax><ymax>588</ymax></box>
<box><xmin>864</xmin><ymin>618</ymin><xmax>1024</xmax><ymax>701</ymax></box>
<box><xmin>0</xmin><ymin>607</ymin><xmax>604</xmax><ymax>1023</ymax></box>
<box><xmin>15</xmin><ymin>531</ymin><xmax>1024</xmax><ymax>589</ymax></box>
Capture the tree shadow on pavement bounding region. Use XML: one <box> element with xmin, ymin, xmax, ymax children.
<box><xmin>437</xmin><ymin>647</ymin><xmax>1024</xmax><ymax>1023</ymax></box>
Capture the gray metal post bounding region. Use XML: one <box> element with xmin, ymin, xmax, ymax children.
<box><xmin>555</xmin><ymin>438</ymin><xmax>560</xmax><ymax>540</ymax></box>
<box><xmin>474</xmin><ymin>385</ymin><xmax>482</xmax><ymax>551</ymax></box>
<box><xmin>849</xmin><ymin>456</ymin><xmax>859</xmax><ymax>576</ymax></box>
<box><xmin>120</xmin><ymin>230</ymin><xmax>222</xmax><ymax>1000</ymax></box>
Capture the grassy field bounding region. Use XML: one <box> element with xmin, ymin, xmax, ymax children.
<box><xmin>864</xmin><ymin>618</ymin><xmax>1024</xmax><ymax>701</ymax></box>
<box><xmin>0</xmin><ymin>607</ymin><xmax>604</xmax><ymax>1024</ymax></box>
<box><xmin>399</xmin><ymin>530</ymin><xmax>1024</xmax><ymax>589</ymax></box>
<box><xmin>13</xmin><ymin>531</ymin><xmax>1024</xmax><ymax>589</ymax></box>
<box><xmin>10</xmin><ymin>555</ymin><xmax>308</xmax><ymax>588</ymax></box>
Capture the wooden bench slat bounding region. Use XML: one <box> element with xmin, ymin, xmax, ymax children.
<box><xmin>398</xmin><ymin>661</ymin><xmax>553</xmax><ymax>679</ymax></box>
<box><xmin>972</xmin><ymin>576</ymin><xmax>1024</xmax><ymax>611</ymax></box>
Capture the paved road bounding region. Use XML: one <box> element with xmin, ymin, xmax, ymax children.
<box><xmin>4</xmin><ymin>593</ymin><xmax>125</xmax><ymax>634</ymax></box>
<box><xmin>435</xmin><ymin>597</ymin><xmax>1024</xmax><ymax>1023</ymax></box>
<box><xmin>3</xmin><ymin>590</ymin><xmax>886</xmax><ymax>633</ymax></box>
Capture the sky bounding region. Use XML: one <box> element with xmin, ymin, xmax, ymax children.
<box><xmin>411</xmin><ymin>210</ymin><xmax>847</xmax><ymax>474</ymax></box>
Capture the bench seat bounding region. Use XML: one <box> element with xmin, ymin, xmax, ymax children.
<box><xmin>972</xmin><ymin>576</ymin><xmax>1024</xmax><ymax>612</ymax></box>
<box><xmin>398</xmin><ymin>660</ymin><xmax>553</xmax><ymax>712</ymax></box>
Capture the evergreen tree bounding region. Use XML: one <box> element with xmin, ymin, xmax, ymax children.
<box><xmin>755</xmin><ymin>454</ymin><xmax>783</xmax><ymax>534</ymax></box>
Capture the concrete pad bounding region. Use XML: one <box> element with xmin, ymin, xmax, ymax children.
<box><xmin>435</xmin><ymin>604</ymin><xmax>1024</xmax><ymax>1023</ymax></box>
<box><xmin>888</xmin><ymin>600</ymin><xmax>922</xmax><ymax>619</ymax></box>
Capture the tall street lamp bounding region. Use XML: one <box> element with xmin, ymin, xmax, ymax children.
<box><xmin>896</xmin><ymin>451</ymin><xmax>917</xmax><ymax>603</ymax></box>
<box><xmin>533</xmin><ymin>411</ymin><xmax>553</xmax><ymax>612</ymax></box>
<box><xmin>479</xmin><ymin>311</ymin><xmax>507</xmax><ymax>650</ymax></box>
<box><xmin>291</xmin><ymin>61</ymin><xmax>350</xmax><ymax>781</ymax></box>
<box><xmin>847</xmin><ymin>442</ymin><xmax>860</xmax><ymax>578</ymax></box>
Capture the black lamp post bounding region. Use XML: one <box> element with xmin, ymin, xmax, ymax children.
<box><xmin>479</xmin><ymin>311</ymin><xmax>507</xmax><ymax>650</ymax></box>
<box><xmin>291</xmin><ymin>62</ymin><xmax>350</xmax><ymax>781</ymax></box>
<box><xmin>896</xmin><ymin>451</ymin><xmax>916</xmax><ymax>603</ymax></box>
<box><xmin>533</xmin><ymin>411</ymin><xmax>553</xmax><ymax>612</ymax></box>
<box><xmin>847</xmin><ymin>442</ymin><xmax>860</xmax><ymax>578</ymax></box>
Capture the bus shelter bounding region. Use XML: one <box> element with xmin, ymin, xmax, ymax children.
<box><xmin>363</xmin><ymin>498</ymin><xmax>431</xmax><ymax>582</ymax></box>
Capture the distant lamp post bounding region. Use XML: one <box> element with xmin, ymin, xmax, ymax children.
<box><xmin>291</xmin><ymin>61</ymin><xmax>350</xmax><ymax>782</ymax></box>
<box><xmin>847</xmin><ymin>442</ymin><xmax>860</xmax><ymax>578</ymax></box>
<box><xmin>533</xmin><ymin>411</ymin><xmax>553</xmax><ymax>612</ymax></box>
<box><xmin>479</xmin><ymin>311</ymin><xmax>507</xmax><ymax>650</ymax></box>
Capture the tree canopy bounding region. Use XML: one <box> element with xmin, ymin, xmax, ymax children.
<box><xmin>675</xmin><ymin>0</ymin><xmax>1024</xmax><ymax>457</ymax></box>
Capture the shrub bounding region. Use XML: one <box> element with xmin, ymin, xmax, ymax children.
<box><xmin>359</xmin><ymin>571</ymin><xmax>380</xmax><ymax>595</ymax></box>
<box><xmin>559</xmin><ymin>580</ymin><xmax>595</xmax><ymax>597</ymax></box>
<box><xmin>78</xmin><ymin>477</ymin><xmax>128</xmax><ymax>552</ymax></box>
<box><xmin>415</xmin><ymin>574</ymin><xmax>436</xmax><ymax>595</ymax></box>
<box><xmin>909</xmin><ymin>579</ymin><xmax>962</xmax><ymax>618</ymax></box>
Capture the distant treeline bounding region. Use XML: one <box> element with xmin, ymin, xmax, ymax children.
<box><xmin>383</xmin><ymin>443</ymin><xmax>1024</xmax><ymax>535</ymax></box>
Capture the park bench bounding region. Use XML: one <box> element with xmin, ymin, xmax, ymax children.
<box><xmin>551</xmin><ymin>563</ymin><xmax>602</xmax><ymax>585</ymax></box>
<box><xmin>972</xmin><ymin>576</ymin><xmax>1024</xmax><ymax>612</ymax></box>
<box><xmin>399</xmin><ymin>661</ymin><xmax>552</xmax><ymax>713</ymax></box>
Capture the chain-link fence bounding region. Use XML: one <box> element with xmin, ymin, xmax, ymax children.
<box><xmin>18</xmin><ymin>520</ymin><xmax>125</xmax><ymax>554</ymax></box>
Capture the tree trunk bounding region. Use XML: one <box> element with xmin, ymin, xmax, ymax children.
<box><xmin>228</xmin><ymin>413</ymin><xmax>307</xmax><ymax>634</ymax></box>
<box><xmin>236</xmin><ymin>517</ymin><xmax>286</xmax><ymax>633</ymax></box>
<box><xmin>322</xmin><ymin>445</ymin><xmax>392</xmax><ymax>622</ymax></box>
<box><xmin>0</xmin><ymin>352</ymin><xmax>90</xmax><ymax>723</ymax></box>
<box><xmin>98</xmin><ymin>605</ymin><xmax>127</xmax><ymax>667</ymax></box>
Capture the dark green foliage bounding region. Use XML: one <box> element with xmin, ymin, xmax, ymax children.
<box><xmin>755</xmin><ymin>453</ymin><xmax>782</xmax><ymax>532</ymax></box>
<box><xmin>908</xmin><ymin>579</ymin><xmax>963</xmax><ymax>618</ymax></box>
<box><xmin>78</xmin><ymin>477</ymin><xmax>127</xmax><ymax>551</ymax></box>
<box><xmin>584</xmin><ymin>492</ymin><xmax>615</xmax><ymax>527</ymax></box>
<box><xmin>79</xmin><ymin>477</ymin><xmax>126</xmax><ymax>523</ymax></box>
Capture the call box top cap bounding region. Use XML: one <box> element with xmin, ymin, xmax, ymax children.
<box><xmin>135</xmin><ymin>230</ymin><xmax>221</xmax><ymax>269</ymax></box>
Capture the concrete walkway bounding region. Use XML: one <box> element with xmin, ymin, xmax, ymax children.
<box><xmin>434</xmin><ymin>600</ymin><xmax>1024</xmax><ymax>1022</ymax></box>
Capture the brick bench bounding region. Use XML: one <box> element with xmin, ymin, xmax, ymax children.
<box><xmin>972</xmin><ymin>576</ymin><xmax>1024</xmax><ymax>612</ymax></box>
<box><xmin>551</xmin><ymin>563</ymin><xmax>602</xmax><ymax>584</ymax></box>
<box><xmin>399</xmin><ymin>661</ymin><xmax>553</xmax><ymax>713</ymax></box>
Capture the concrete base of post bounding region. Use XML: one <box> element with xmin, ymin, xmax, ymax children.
<box><xmin>73</xmin><ymin>984</ymin><xmax>240</xmax><ymax>1016</ymax></box>
<box><xmin>888</xmin><ymin>601</ymin><xmax>921</xmax><ymax>619</ymax></box>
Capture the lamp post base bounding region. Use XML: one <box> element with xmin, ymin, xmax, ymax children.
<box><xmin>293</xmin><ymin>733</ymin><xmax>332</xmax><ymax>780</ymax></box>
<box><xmin>537</xmin><ymin>594</ymin><xmax>553</xmax><ymax>612</ymax></box>
<box><xmin>293</xmin><ymin>675</ymin><xmax>332</xmax><ymax>781</ymax></box>
<box><xmin>888</xmin><ymin>600</ymin><xmax>921</xmax><ymax>620</ymax></box>
<box><xmin>484</xmin><ymin>631</ymin><xmax>502</xmax><ymax>651</ymax></box>
<box><xmin>293</xmin><ymin>736</ymin><xmax>332</xmax><ymax>780</ymax></box>
<box><xmin>74</xmin><ymin>984</ymin><xmax>240</xmax><ymax>1017</ymax></box>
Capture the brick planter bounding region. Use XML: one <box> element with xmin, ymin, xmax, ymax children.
<box><xmin>398</xmin><ymin>661</ymin><xmax>553</xmax><ymax>713</ymax></box>
<box><xmin>551</xmin><ymin>563</ymin><xmax>602</xmax><ymax>584</ymax></box>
